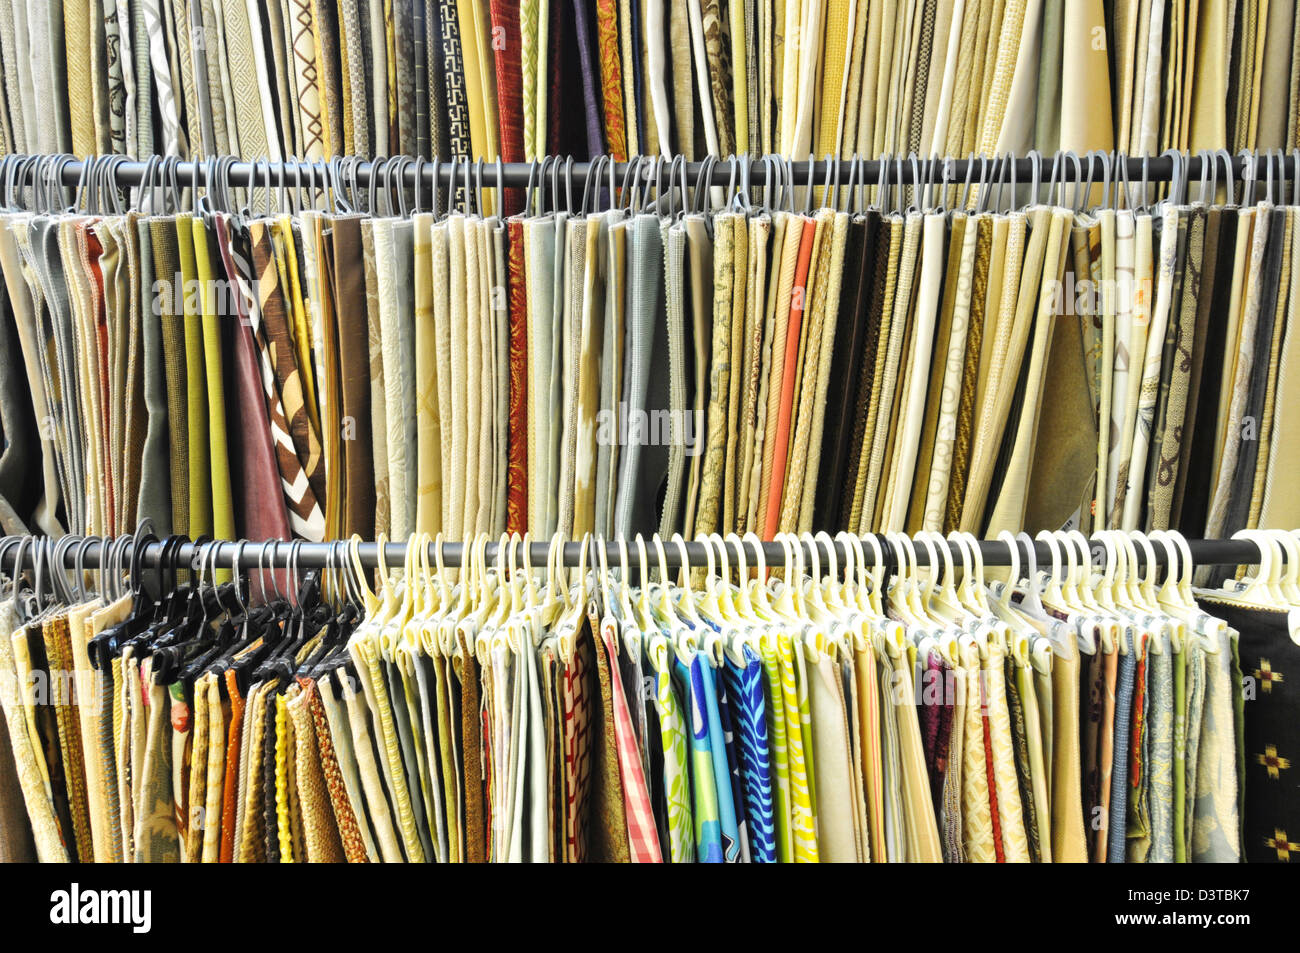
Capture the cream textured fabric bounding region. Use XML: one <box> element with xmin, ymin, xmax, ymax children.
<box><xmin>986</xmin><ymin>208</ymin><xmax>1072</xmax><ymax>534</ymax></box>
<box><xmin>0</xmin><ymin>600</ymin><xmax>68</xmax><ymax>862</ymax></box>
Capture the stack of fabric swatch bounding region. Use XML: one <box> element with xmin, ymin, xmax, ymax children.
<box><xmin>0</xmin><ymin>0</ymin><xmax>1296</xmax><ymax>162</ymax></box>
<box><xmin>0</xmin><ymin>527</ymin><xmax>1294</xmax><ymax>862</ymax></box>
<box><xmin>0</xmin><ymin>152</ymin><xmax>1297</xmax><ymax>553</ymax></box>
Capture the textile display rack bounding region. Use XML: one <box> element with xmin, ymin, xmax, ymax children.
<box><xmin>0</xmin><ymin>532</ymin><xmax>1276</xmax><ymax>573</ymax></box>
<box><xmin>6</xmin><ymin>150</ymin><xmax>1300</xmax><ymax>194</ymax></box>
<box><xmin>2</xmin><ymin>526</ymin><xmax>1299</xmax><ymax>864</ymax></box>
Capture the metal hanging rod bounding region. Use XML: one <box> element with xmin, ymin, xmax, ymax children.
<box><xmin>7</xmin><ymin>152</ymin><xmax>1300</xmax><ymax>192</ymax></box>
<box><xmin>0</xmin><ymin>535</ymin><xmax>1268</xmax><ymax>574</ymax></box>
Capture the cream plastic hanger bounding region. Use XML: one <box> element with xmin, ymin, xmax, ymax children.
<box><xmin>816</xmin><ymin>531</ymin><xmax>849</xmax><ymax>613</ymax></box>
<box><xmin>1149</xmin><ymin>530</ymin><xmax>1195</xmax><ymax>655</ymax></box>
<box><xmin>1151</xmin><ymin>530</ymin><xmax>1186</xmax><ymax>610</ymax></box>
<box><xmin>466</xmin><ymin>535</ymin><xmax>503</xmax><ymax>658</ymax></box>
<box><xmin>648</xmin><ymin>535</ymin><xmax>690</xmax><ymax>648</ymax></box>
<box><xmin>553</xmin><ymin>534</ymin><xmax>592</xmax><ymax>664</ymax></box>
<box><xmin>706</xmin><ymin>534</ymin><xmax>739</xmax><ymax>622</ymax></box>
<box><xmin>768</xmin><ymin>534</ymin><xmax>802</xmax><ymax>622</ymax></box>
<box><xmin>419</xmin><ymin>535</ymin><xmax>455</xmax><ymax>660</ymax></box>
<box><xmin>634</xmin><ymin>534</ymin><xmax>656</xmax><ymax>630</ymax></box>
<box><xmin>503</xmin><ymin>533</ymin><xmax>526</xmax><ymax>617</ymax></box>
<box><xmin>457</xmin><ymin>538</ymin><xmax>490</xmax><ymax>663</ymax></box>
<box><xmin>956</xmin><ymin>532</ymin><xmax>1011</xmax><ymax>650</ymax></box>
<box><xmin>954</xmin><ymin>531</ymin><xmax>1015</xmax><ymax>654</ymax></box>
<box><xmin>594</xmin><ymin>533</ymin><xmax>618</xmax><ymax>630</ymax></box>
<box><xmin>914</xmin><ymin>533</ymin><xmax>945</xmax><ymax>625</ymax></box>
<box><xmin>742</xmin><ymin>531</ymin><xmax>778</xmax><ymax>620</ymax></box>
<box><xmin>668</xmin><ymin>534</ymin><xmax>706</xmax><ymax>628</ymax></box>
<box><xmin>949</xmin><ymin>533</ymin><xmax>987</xmax><ymax>616</ymax></box>
<box><xmin>1200</xmin><ymin>530</ymin><xmax>1283</xmax><ymax>608</ymax></box>
<box><xmin>693</xmin><ymin>533</ymin><xmax>728</xmax><ymax>624</ymax></box>
<box><xmin>610</xmin><ymin>536</ymin><xmax>644</xmax><ymax>666</ymax></box>
<box><xmin>1131</xmin><ymin>533</ymin><xmax>1164</xmax><ymax>612</ymax></box>
<box><xmin>1091</xmin><ymin>531</ymin><xmax>1120</xmax><ymax>613</ymax></box>
<box><xmin>1274</xmin><ymin>529</ymin><xmax>1300</xmax><ymax>605</ymax></box>
<box><xmin>1011</xmin><ymin>531</ymin><xmax>1048</xmax><ymax>620</ymax></box>
<box><xmin>1115</xmin><ymin>531</ymin><xmax>1160</xmax><ymax>655</ymax></box>
<box><xmin>614</xmin><ymin>536</ymin><xmax>637</xmax><ymax>624</ymax></box>
<box><xmin>660</xmin><ymin>535</ymin><xmax>700</xmax><ymax>656</ymax></box>
<box><xmin>486</xmin><ymin>532</ymin><xmax>515</xmax><ymax>630</ymax></box>
<box><xmin>1138</xmin><ymin>529</ymin><xmax>1213</xmax><ymax>654</ymax></box>
<box><xmin>726</xmin><ymin>532</ymin><xmax>757</xmax><ymax>619</ymax></box>
<box><xmin>799</xmin><ymin>532</ymin><xmax>837</xmax><ymax>626</ymax></box>
<box><xmin>882</xmin><ymin>531</ymin><xmax>913</xmax><ymax>622</ymax></box>
<box><xmin>852</xmin><ymin>531</ymin><xmax>884</xmax><ymax>618</ymax></box>
<box><xmin>1094</xmin><ymin>531</ymin><xmax>1126</xmax><ymax>654</ymax></box>
<box><xmin>817</xmin><ymin>532</ymin><xmax>858</xmax><ymax>654</ymax></box>
<box><xmin>419</xmin><ymin>532</ymin><xmax>443</xmax><ymax>617</ymax></box>
<box><xmin>1118</xmin><ymin>533</ymin><xmax>1155</xmax><ymax>614</ymax></box>
<box><xmin>993</xmin><ymin>527</ymin><xmax>1045</xmax><ymax>616</ymax></box>
<box><xmin>545</xmin><ymin>531</ymin><xmax>570</xmax><ymax>615</ymax></box>
<box><xmin>819</xmin><ymin>530</ymin><xmax>857</xmax><ymax>622</ymax></box>
<box><xmin>521</xmin><ymin>532</ymin><xmax>542</xmax><ymax>612</ymax></box>
<box><xmin>884</xmin><ymin>532</ymin><xmax>922</xmax><ymax>625</ymax></box>
<box><xmin>379</xmin><ymin>533</ymin><xmax>419</xmax><ymax>660</ymax></box>
<box><xmin>347</xmin><ymin>534</ymin><xmax>382</xmax><ymax>620</ymax></box>
<box><xmin>723</xmin><ymin>535</ymin><xmax>757</xmax><ymax>662</ymax></box>
<box><xmin>432</xmin><ymin>532</ymin><xmax>452</xmax><ymax>607</ymax></box>
<box><xmin>1127</xmin><ymin>531</ymin><xmax>1172</xmax><ymax>658</ymax></box>
<box><xmin>921</xmin><ymin>531</ymin><xmax>972</xmax><ymax>626</ymax></box>
<box><xmin>1066</xmin><ymin>530</ymin><xmax>1103</xmax><ymax>613</ymax></box>
<box><xmin>1055</xmin><ymin>530</ymin><xmax>1088</xmax><ymax>614</ymax></box>
<box><xmin>986</xmin><ymin>530</ymin><xmax>1043</xmax><ymax>644</ymax></box>
<box><xmin>1035</xmin><ymin>530</ymin><xmax>1068</xmax><ymax>609</ymax></box>
<box><xmin>699</xmin><ymin>537</ymin><xmax>729</xmax><ymax>663</ymax></box>
<box><xmin>374</xmin><ymin>533</ymin><xmax>405</xmax><ymax>627</ymax></box>
<box><xmin>995</xmin><ymin>530</ymin><xmax>1022</xmax><ymax>611</ymax></box>
<box><xmin>452</xmin><ymin>534</ymin><xmax>479</xmax><ymax>620</ymax></box>
<box><xmin>407</xmin><ymin>532</ymin><xmax>430</xmax><ymax>621</ymax></box>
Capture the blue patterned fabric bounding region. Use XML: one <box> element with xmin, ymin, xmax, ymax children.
<box><xmin>696</xmin><ymin>652</ymin><xmax>743</xmax><ymax>861</ymax></box>
<box><xmin>722</xmin><ymin>646</ymin><xmax>777</xmax><ymax>862</ymax></box>
<box><xmin>716</xmin><ymin>667</ymin><xmax>752</xmax><ymax>862</ymax></box>
<box><xmin>675</xmin><ymin>654</ymin><xmax>723</xmax><ymax>861</ymax></box>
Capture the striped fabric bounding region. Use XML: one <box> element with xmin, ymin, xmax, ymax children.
<box><xmin>599</xmin><ymin>618</ymin><xmax>662</xmax><ymax>861</ymax></box>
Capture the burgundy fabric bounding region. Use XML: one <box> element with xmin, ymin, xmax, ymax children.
<box><xmin>489</xmin><ymin>0</ymin><xmax>526</xmax><ymax>215</ymax></box>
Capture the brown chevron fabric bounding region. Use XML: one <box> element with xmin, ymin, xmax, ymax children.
<box><xmin>249</xmin><ymin>223</ymin><xmax>327</xmax><ymax>506</ymax></box>
<box><xmin>239</xmin><ymin>221</ymin><xmax>327</xmax><ymax>540</ymax></box>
